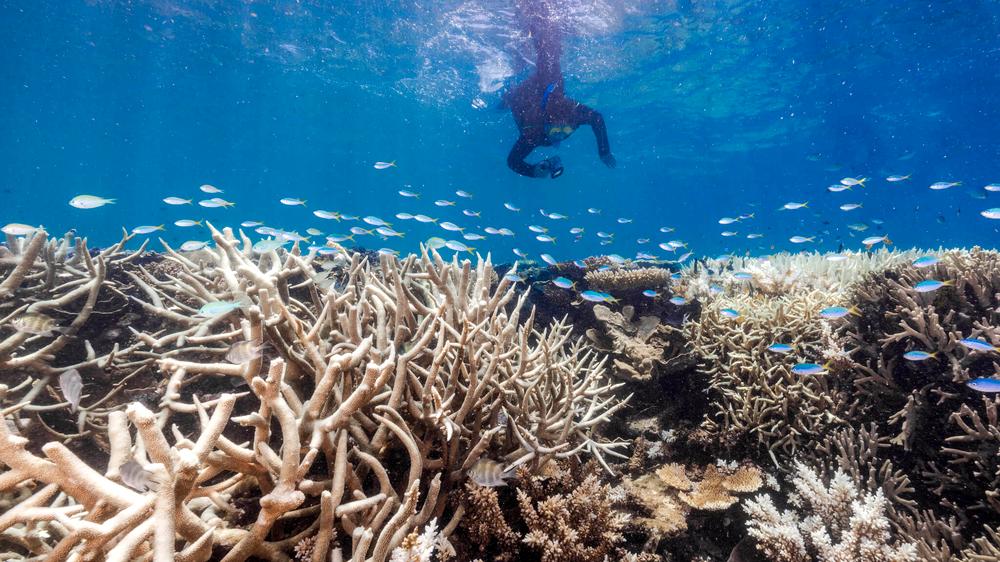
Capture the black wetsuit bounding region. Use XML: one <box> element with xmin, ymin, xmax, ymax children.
<box><xmin>505</xmin><ymin>5</ymin><xmax>614</xmax><ymax>178</ymax></box>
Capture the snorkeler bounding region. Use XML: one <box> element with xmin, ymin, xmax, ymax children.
<box><xmin>503</xmin><ymin>1</ymin><xmax>615</xmax><ymax>179</ymax></box>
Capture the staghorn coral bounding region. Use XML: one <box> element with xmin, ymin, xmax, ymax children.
<box><xmin>0</xmin><ymin>225</ymin><xmax>628</xmax><ymax>561</ymax></box>
<box><xmin>684</xmin><ymin>281</ymin><xmax>854</xmax><ymax>461</ymax></box>
<box><xmin>584</xmin><ymin>267</ymin><xmax>672</xmax><ymax>293</ymax></box>
<box><xmin>743</xmin><ymin>462</ymin><xmax>918</xmax><ymax>562</ymax></box>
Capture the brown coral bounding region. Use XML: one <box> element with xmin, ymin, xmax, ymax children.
<box><xmin>584</xmin><ymin>267</ymin><xmax>672</xmax><ymax>293</ymax></box>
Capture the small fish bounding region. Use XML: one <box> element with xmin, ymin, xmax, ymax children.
<box><xmin>350</xmin><ymin>227</ymin><xmax>374</xmax><ymax>236</ymax></box>
<box><xmin>256</xmin><ymin>226</ymin><xmax>278</xmax><ymax>236</ymax></box>
<box><xmin>70</xmin><ymin>195</ymin><xmax>116</xmax><ymax>209</ymax></box>
<box><xmin>180</xmin><ymin>241</ymin><xmax>209</xmax><ymax>252</ymax></box>
<box><xmin>398</xmin><ymin>190</ymin><xmax>420</xmax><ymax>198</ymax></box>
<box><xmin>637</xmin><ymin>238</ymin><xmax>650</xmax><ymax>244</ymax></box>
<box><xmin>840</xmin><ymin>177</ymin><xmax>867</xmax><ymax>187</ymax></box>
<box><xmin>826</xmin><ymin>253</ymin><xmax>849</xmax><ymax>262</ymax></box>
<box><xmin>848</xmin><ymin>223</ymin><xmax>869</xmax><ymax>232</ymax></box>
<box><xmin>512</xmin><ymin>248</ymin><xmax>528</xmax><ymax>258</ymax></box>
<box><xmin>767</xmin><ymin>343</ymin><xmax>794</xmax><ymax>354</ymax></box>
<box><xmin>462</xmin><ymin>209</ymin><xmax>481</xmax><ymax>217</ymax></box>
<box><xmin>659</xmin><ymin>226</ymin><xmax>675</xmax><ymax>233</ymax></box>
<box><xmin>570</xmin><ymin>227</ymin><xmax>585</xmax><ymax>235</ymax></box>
<box><xmin>636</xmin><ymin>252</ymin><xmax>657</xmax><ymax>260</ymax></box>
<box><xmin>789</xmin><ymin>236</ymin><xmax>814</xmax><ymax>244</ymax></box>
<box><xmin>326</xmin><ymin>234</ymin><xmax>354</xmax><ymax>243</ymax></box>
<box><xmin>981</xmin><ymin>208</ymin><xmax>1000</xmax><ymax>219</ymax></box>
<box><xmin>439</xmin><ymin>221</ymin><xmax>463</xmax><ymax>232</ymax></box>
<box><xmin>414</xmin><ymin>215</ymin><xmax>437</xmax><ymax>223</ymax></box>
<box><xmin>503</xmin><ymin>272</ymin><xmax>523</xmax><ymax>283</ymax></box>
<box><xmin>373</xmin><ymin>161</ymin><xmax>397</xmax><ymax>169</ymax></box>
<box><xmin>792</xmin><ymin>362</ymin><xmax>828</xmax><ymax>375</ymax></box>
<box><xmin>306</xmin><ymin>228</ymin><xmax>324</xmax><ymax>236</ymax></box>
<box><xmin>11</xmin><ymin>312</ymin><xmax>65</xmax><ymax>336</ymax></box>
<box><xmin>912</xmin><ymin>256</ymin><xmax>939</xmax><ymax>268</ymax></box>
<box><xmin>914</xmin><ymin>279</ymin><xmax>952</xmax><ymax>293</ymax></box>
<box><xmin>376</xmin><ymin>227</ymin><xmax>404</xmax><ymax>238</ymax></box>
<box><xmin>425</xmin><ymin>237</ymin><xmax>447</xmax><ymax>250</ymax></box>
<box><xmin>252</xmin><ymin>239</ymin><xmax>288</xmax><ymax>254</ymax></box>
<box><xmin>528</xmin><ymin>225</ymin><xmax>548</xmax><ymax>233</ymax></box>
<box><xmin>199</xmin><ymin>184</ymin><xmax>223</xmax><ymax>193</ymax></box>
<box><xmin>547</xmin><ymin>212</ymin><xmax>568</xmax><ymax>220</ymax></box>
<box><xmin>718</xmin><ymin>217</ymin><xmax>740</xmax><ymax>225</ymax></box>
<box><xmin>552</xmin><ymin>276</ymin><xmax>574</xmax><ymax>289</ymax></box>
<box><xmin>617</xmin><ymin>218</ymin><xmax>633</xmax><ymax>224</ymax></box>
<box><xmin>536</xmin><ymin>235</ymin><xmax>556</xmax><ymax>243</ymax></box>
<box><xmin>732</xmin><ymin>272</ymin><xmax>753</xmax><ymax>280</ymax></box>
<box><xmin>131</xmin><ymin>225</ymin><xmax>165</xmax><ymax>235</ymax></box>
<box><xmin>819</xmin><ymin>306</ymin><xmax>859</xmax><ymax>319</ymax></box>
<box><xmin>197</xmin><ymin>300</ymin><xmax>244</xmax><ymax>317</ymax></box>
<box><xmin>960</xmin><ymin>338</ymin><xmax>998</xmax><ymax>352</ymax></box>
<box><xmin>540</xmin><ymin>254</ymin><xmax>558</xmax><ymax>266</ymax></box>
<box><xmin>903</xmin><ymin>350</ymin><xmax>936</xmax><ymax>361</ymax></box>
<box><xmin>677</xmin><ymin>251</ymin><xmax>693</xmax><ymax>262</ymax></box>
<box><xmin>504</xmin><ymin>203</ymin><xmax>520</xmax><ymax>212</ymax></box>
<box><xmin>597</xmin><ymin>232</ymin><xmax>615</xmax><ymax>239</ymax></box>
<box><xmin>463</xmin><ymin>233</ymin><xmax>485</xmax><ymax>241</ymax></box>
<box><xmin>468</xmin><ymin>458</ymin><xmax>515</xmax><ymax>487</ymax></box>
<box><xmin>280</xmin><ymin>197</ymin><xmax>307</xmax><ymax>206</ymax></box>
<box><xmin>709</xmin><ymin>284</ymin><xmax>723</xmax><ymax>295</ymax></box>
<box><xmin>967</xmin><ymin>378</ymin><xmax>1000</xmax><ymax>393</ymax></box>
<box><xmin>241</xmin><ymin>220</ymin><xmax>264</xmax><ymax>227</ymax></box>
<box><xmin>929</xmin><ymin>181</ymin><xmax>961</xmax><ymax>190</ymax></box>
<box><xmin>781</xmin><ymin>202</ymin><xmax>808</xmax><ymax>210</ymax></box>
<box><xmin>484</xmin><ymin>227</ymin><xmax>500</xmax><ymax>235</ymax></box>
<box><xmin>199</xmin><ymin>198</ymin><xmax>234</xmax><ymax>208</ymax></box>
<box><xmin>827</xmin><ymin>185</ymin><xmax>852</xmax><ymax>193</ymax></box>
<box><xmin>361</xmin><ymin>215</ymin><xmax>392</xmax><ymax>226</ymax></box>
<box><xmin>445</xmin><ymin>240</ymin><xmax>474</xmax><ymax>253</ymax></box>
<box><xmin>226</xmin><ymin>340</ymin><xmax>266</xmax><ymax>364</ymax></box>
<box><xmin>174</xmin><ymin>219</ymin><xmax>202</xmax><ymax>227</ymax></box>
<box><xmin>163</xmin><ymin>197</ymin><xmax>192</xmax><ymax>205</ymax></box>
<box><xmin>314</xmin><ymin>210</ymin><xmax>341</xmax><ymax>220</ymax></box>
<box><xmin>59</xmin><ymin>368</ymin><xmax>83</xmax><ymax>413</ymax></box>
<box><xmin>862</xmin><ymin>235</ymin><xmax>891</xmax><ymax>247</ymax></box>
<box><xmin>118</xmin><ymin>460</ymin><xmax>150</xmax><ymax>492</ymax></box>
<box><xmin>340</xmin><ymin>215</ymin><xmax>359</xmax><ymax>221</ymax></box>
<box><xmin>747</xmin><ymin>233</ymin><xmax>764</xmax><ymax>239</ymax></box>
<box><xmin>721</xmin><ymin>231</ymin><xmax>738</xmax><ymax>237</ymax></box>
<box><xmin>434</xmin><ymin>200</ymin><xmax>456</xmax><ymax>207</ymax></box>
<box><xmin>643</xmin><ymin>290</ymin><xmax>658</xmax><ymax>297</ymax></box>
<box><xmin>456</xmin><ymin>190</ymin><xmax>473</xmax><ymax>198</ymax></box>
<box><xmin>720</xmin><ymin>308</ymin><xmax>740</xmax><ymax>319</ymax></box>
<box><xmin>587</xmin><ymin>208</ymin><xmax>601</xmax><ymax>214</ymax></box>
<box><xmin>839</xmin><ymin>203</ymin><xmax>862</xmax><ymax>211</ymax></box>
<box><xmin>497</xmin><ymin>228</ymin><xmax>514</xmax><ymax>236</ymax></box>
<box><xmin>2</xmin><ymin>223</ymin><xmax>37</xmax><ymax>236</ymax></box>
<box><xmin>985</xmin><ymin>184</ymin><xmax>1000</xmax><ymax>192</ymax></box>
<box><xmin>396</xmin><ymin>213</ymin><xmax>414</xmax><ymax>220</ymax></box>
<box><xmin>886</xmin><ymin>174</ymin><xmax>911</xmax><ymax>182</ymax></box>
<box><xmin>669</xmin><ymin>296</ymin><xmax>687</xmax><ymax>305</ymax></box>
<box><xmin>580</xmin><ymin>290</ymin><xmax>616</xmax><ymax>303</ymax></box>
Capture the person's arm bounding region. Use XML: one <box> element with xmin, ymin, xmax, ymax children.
<box><xmin>575</xmin><ymin>104</ymin><xmax>615</xmax><ymax>167</ymax></box>
<box><xmin>507</xmin><ymin>135</ymin><xmax>562</xmax><ymax>178</ymax></box>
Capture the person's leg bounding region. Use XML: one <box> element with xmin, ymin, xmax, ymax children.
<box><xmin>519</xmin><ymin>0</ymin><xmax>562</xmax><ymax>84</ymax></box>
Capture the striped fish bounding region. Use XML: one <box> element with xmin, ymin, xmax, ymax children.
<box><xmin>11</xmin><ymin>313</ymin><xmax>65</xmax><ymax>336</ymax></box>
<box><xmin>225</xmin><ymin>340</ymin><xmax>266</xmax><ymax>364</ymax></box>
<box><xmin>119</xmin><ymin>460</ymin><xmax>151</xmax><ymax>492</ymax></box>
<box><xmin>468</xmin><ymin>458</ymin><xmax>515</xmax><ymax>487</ymax></box>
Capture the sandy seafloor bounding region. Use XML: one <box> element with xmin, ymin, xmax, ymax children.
<box><xmin>3</xmin><ymin>230</ymin><xmax>1000</xmax><ymax>562</ymax></box>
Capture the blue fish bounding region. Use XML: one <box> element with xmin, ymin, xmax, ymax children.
<box><xmin>669</xmin><ymin>296</ymin><xmax>686</xmax><ymax>305</ymax></box>
<box><xmin>903</xmin><ymin>350</ymin><xmax>936</xmax><ymax>361</ymax></box>
<box><xmin>732</xmin><ymin>272</ymin><xmax>753</xmax><ymax>280</ymax></box>
<box><xmin>912</xmin><ymin>256</ymin><xmax>939</xmax><ymax>268</ymax></box>
<box><xmin>720</xmin><ymin>308</ymin><xmax>740</xmax><ymax>319</ymax></box>
<box><xmin>767</xmin><ymin>343</ymin><xmax>794</xmax><ymax>354</ymax></box>
<box><xmin>643</xmin><ymin>289</ymin><xmax>658</xmax><ymax>298</ymax></box>
<box><xmin>914</xmin><ymin>279</ymin><xmax>952</xmax><ymax>293</ymax></box>
<box><xmin>792</xmin><ymin>362</ymin><xmax>828</xmax><ymax>375</ymax></box>
<box><xmin>819</xmin><ymin>306</ymin><xmax>859</xmax><ymax>319</ymax></box>
<box><xmin>967</xmin><ymin>378</ymin><xmax>1000</xmax><ymax>393</ymax></box>
<box><xmin>580</xmin><ymin>290</ymin><xmax>616</xmax><ymax>303</ymax></box>
<box><xmin>960</xmin><ymin>338</ymin><xmax>998</xmax><ymax>352</ymax></box>
<box><xmin>552</xmin><ymin>277</ymin><xmax>574</xmax><ymax>289</ymax></box>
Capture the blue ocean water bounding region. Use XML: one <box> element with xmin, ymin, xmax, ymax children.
<box><xmin>2</xmin><ymin>1</ymin><xmax>999</xmax><ymax>262</ymax></box>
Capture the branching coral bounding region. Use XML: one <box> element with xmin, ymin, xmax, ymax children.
<box><xmin>0</xmin><ymin>225</ymin><xmax>628</xmax><ymax>561</ymax></box>
<box><xmin>743</xmin><ymin>462</ymin><xmax>918</xmax><ymax>562</ymax></box>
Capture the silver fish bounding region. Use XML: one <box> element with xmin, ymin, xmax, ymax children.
<box><xmin>59</xmin><ymin>368</ymin><xmax>83</xmax><ymax>413</ymax></box>
<box><xmin>119</xmin><ymin>460</ymin><xmax>151</xmax><ymax>492</ymax></box>
<box><xmin>226</xmin><ymin>340</ymin><xmax>266</xmax><ymax>364</ymax></box>
<box><xmin>468</xmin><ymin>458</ymin><xmax>515</xmax><ymax>487</ymax></box>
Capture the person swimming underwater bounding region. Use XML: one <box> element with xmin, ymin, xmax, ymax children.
<box><xmin>504</xmin><ymin>1</ymin><xmax>615</xmax><ymax>179</ymax></box>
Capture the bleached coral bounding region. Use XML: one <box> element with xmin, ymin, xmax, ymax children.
<box><xmin>584</xmin><ymin>267</ymin><xmax>671</xmax><ymax>293</ymax></box>
<box><xmin>744</xmin><ymin>462</ymin><xmax>917</xmax><ymax>562</ymax></box>
<box><xmin>0</xmin><ymin>226</ymin><xmax>628</xmax><ymax>561</ymax></box>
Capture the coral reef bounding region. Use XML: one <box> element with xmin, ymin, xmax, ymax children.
<box><xmin>0</xmin><ymin>226</ymin><xmax>627</xmax><ymax>561</ymax></box>
<box><xmin>743</xmin><ymin>462</ymin><xmax>918</xmax><ymax>562</ymax></box>
<box><xmin>585</xmin><ymin>304</ymin><xmax>691</xmax><ymax>382</ymax></box>
<box><xmin>584</xmin><ymin>267</ymin><xmax>672</xmax><ymax>293</ymax></box>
